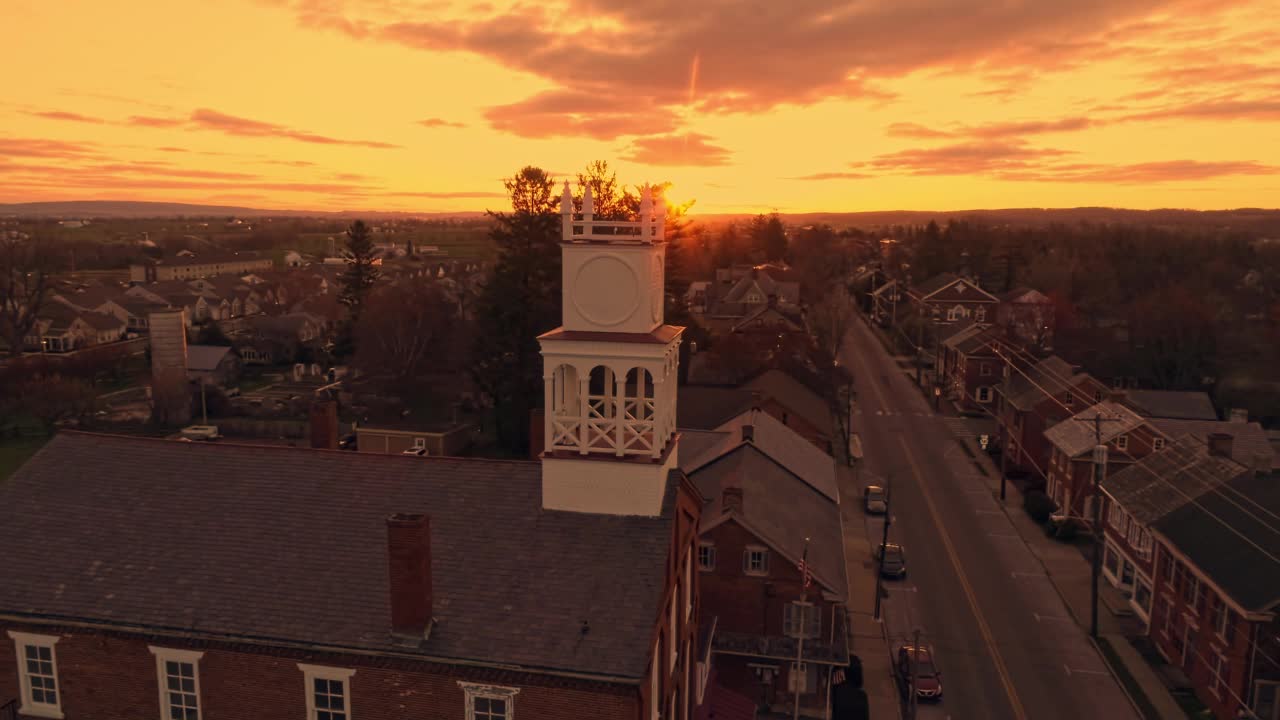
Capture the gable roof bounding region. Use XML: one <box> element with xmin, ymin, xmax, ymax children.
<box><xmin>1154</xmin><ymin>471</ymin><xmax>1280</xmax><ymax>612</ymax></box>
<box><xmin>683</xmin><ymin>409</ymin><xmax>838</xmax><ymax>503</ymax></box>
<box><xmin>744</xmin><ymin>369</ymin><xmax>833</xmax><ymax>437</ymax></box>
<box><xmin>1103</xmin><ymin>434</ymin><xmax>1248</xmax><ymax>526</ymax></box>
<box><xmin>1126</xmin><ymin>390</ymin><xmax>1218</xmax><ymax>421</ymax></box>
<box><xmin>1150</xmin><ymin>419</ymin><xmax>1275</xmax><ymax>471</ymax></box>
<box><xmin>690</xmin><ymin>445</ymin><xmax>846</xmax><ymax>601</ymax></box>
<box><xmin>186</xmin><ymin>344</ymin><xmax>235</xmax><ymax>371</ymax></box>
<box><xmin>677</xmin><ymin>387</ymin><xmax>756</xmax><ymax>430</ymax></box>
<box><xmin>1002</xmin><ymin>356</ymin><xmax>1094</xmax><ymax>411</ymax></box>
<box><xmin>0</xmin><ymin>433</ymin><xmax>678</xmax><ymax>680</ymax></box>
<box><xmin>999</xmin><ymin>287</ymin><xmax>1051</xmax><ymax>304</ymax></box>
<box><xmin>731</xmin><ymin>304</ymin><xmax>803</xmax><ymax>333</ymax></box>
<box><xmin>911</xmin><ymin>273</ymin><xmax>1000</xmax><ymax>303</ymax></box>
<box><xmin>1044</xmin><ymin>401</ymin><xmax>1151</xmax><ymax>458</ymax></box>
<box><xmin>78</xmin><ymin>310</ymin><xmax>125</xmax><ymax>331</ymax></box>
<box><xmin>870</xmin><ymin>279</ymin><xmax>899</xmax><ymax>298</ymax></box>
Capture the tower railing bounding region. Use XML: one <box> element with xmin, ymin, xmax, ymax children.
<box><xmin>560</xmin><ymin>181</ymin><xmax>666</xmax><ymax>244</ymax></box>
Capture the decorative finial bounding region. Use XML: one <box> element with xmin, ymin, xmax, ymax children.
<box><xmin>582</xmin><ymin>185</ymin><xmax>594</xmax><ymax>217</ymax></box>
<box><xmin>559</xmin><ymin>180</ymin><xmax>573</xmax><ymax>215</ymax></box>
<box><xmin>639</xmin><ymin>186</ymin><xmax>653</xmax><ymax>219</ymax></box>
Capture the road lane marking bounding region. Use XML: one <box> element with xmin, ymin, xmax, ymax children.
<box><xmin>897</xmin><ymin>435</ymin><xmax>1029</xmax><ymax>720</ymax></box>
<box><xmin>1064</xmin><ymin>664</ymin><xmax>1110</xmax><ymax>677</ymax></box>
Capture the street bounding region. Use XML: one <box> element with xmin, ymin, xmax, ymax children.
<box><xmin>841</xmin><ymin>315</ymin><xmax>1138</xmax><ymax>720</ymax></box>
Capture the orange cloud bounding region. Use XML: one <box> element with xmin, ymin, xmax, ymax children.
<box><xmin>621</xmin><ymin>133</ymin><xmax>732</xmax><ymax>167</ymax></box>
<box><xmin>128</xmin><ymin>115</ymin><xmax>186</xmax><ymax>128</ymax></box>
<box><xmin>866</xmin><ymin>141</ymin><xmax>1073</xmax><ymax>175</ymax></box>
<box><xmin>27</xmin><ymin>110</ymin><xmax>105</xmax><ymax>124</ymax></box>
<box><xmin>417</xmin><ymin>117</ymin><xmax>465</xmax><ymax>128</ymax></box>
<box><xmin>788</xmin><ymin>171</ymin><xmax>874</xmax><ymax>181</ymax></box>
<box><xmin>189</xmin><ymin>108</ymin><xmax>400</xmax><ymax>148</ymax></box>
<box><xmin>484</xmin><ymin>90</ymin><xmax>681</xmax><ymax>140</ymax></box>
<box><xmin>0</xmin><ymin>138</ymin><xmax>100</xmax><ymax>159</ymax></box>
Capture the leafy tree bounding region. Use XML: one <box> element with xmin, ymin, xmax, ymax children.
<box><xmin>195</xmin><ymin>322</ymin><xmax>233</xmax><ymax>346</ymax></box>
<box><xmin>471</xmin><ymin>167</ymin><xmax>562</xmax><ymax>454</ymax></box>
<box><xmin>575</xmin><ymin>160</ymin><xmax>635</xmax><ymax>222</ymax></box>
<box><xmin>354</xmin><ymin>280</ymin><xmax>465</xmax><ymax>382</ymax></box>
<box><xmin>0</xmin><ymin>234</ymin><xmax>55</xmax><ymax>357</ymax></box>
<box><xmin>748</xmin><ymin>213</ymin><xmax>788</xmax><ymax>262</ymax></box>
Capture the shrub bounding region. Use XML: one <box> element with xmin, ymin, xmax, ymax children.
<box><xmin>1023</xmin><ymin>489</ymin><xmax>1056</xmax><ymax>524</ymax></box>
<box><xmin>1053</xmin><ymin>520</ymin><xmax>1079</xmax><ymax>542</ymax></box>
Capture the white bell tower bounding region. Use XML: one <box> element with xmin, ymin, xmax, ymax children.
<box><xmin>538</xmin><ymin>180</ymin><xmax>684</xmax><ymax>516</ymax></box>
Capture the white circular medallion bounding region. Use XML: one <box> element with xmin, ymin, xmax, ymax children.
<box><xmin>574</xmin><ymin>255</ymin><xmax>639</xmax><ymax>327</ymax></box>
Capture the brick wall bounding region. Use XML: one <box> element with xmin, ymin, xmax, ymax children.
<box><xmin>0</xmin><ymin>623</ymin><xmax>640</xmax><ymax>720</ymax></box>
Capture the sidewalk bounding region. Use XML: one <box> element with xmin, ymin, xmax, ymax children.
<box><xmin>952</xmin><ymin>429</ymin><xmax>1183</xmax><ymax>719</ymax></box>
<box><xmin>837</xmin><ymin>463</ymin><xmax>902</xmax><ymax>720</ymax></box>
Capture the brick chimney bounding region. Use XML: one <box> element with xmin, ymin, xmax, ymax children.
<box><xmin>722</xmin><ymin>486</ymin><xmax>744</xmax><ymax>515</ymax></box>
<box><xmin>309</xmin><ymin>400</ymin><xmax>339</xmax><ymax>449</ymax></box>
<box><xmin>1208</xmin><ymin>433</ymin><xmax>1234</xmax><ymax>459</ymax></box>
<box><xmin>386</xmin><ymin>514</ymin><xmax>433</xmax><ymax>638</ymax></box>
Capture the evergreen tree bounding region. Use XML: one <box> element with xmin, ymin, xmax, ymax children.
<box><xmin>470</xmin><ymin>167</ymin><xmax>561</xmax><ymax>455</ymax></box>
<box><xmin>335</xmin><ymin>220</ymin><xmax>381</xmax><ymax>358</ymax></box>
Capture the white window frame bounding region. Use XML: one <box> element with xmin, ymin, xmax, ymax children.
<box><xmin>459</xmin><ymin>681</ymin><xmax>519</xmax><ymax>720</ymax></box>
<box><xmin>1154</xmin><ymin>437</ymin><xmax>1166</xmax><ymax>451</ymax></box>
<box><xmin>1064</xmin><ymin>392</ymin><xmax>1075</xmax><ymax>407</ymax></box>
<box><xmin>1115</xmin><ymin>434</ymin><xmax>1129</xmax><ymax>451</ymax></box>
<box><xmin>697</xmin><ymin>541</ymin><xmax>717</xmax><ymax>572</ymax></box>
<box><xmin>744</xmin><ymin>546</ymin><xmax>770</xmax><ymax>576</ymax></box>
<box><xmin>975</xmin><ymin>307</ymin><xmax>986</xmax><ymax>323</ymax></box>
<box><xmin>684</xmin><ymin>546</ymin><xmax>693</xmax><ymax>621</ymax></box>
<box><xmin>980</xmin><ymin>362</ymin><xmax>992</xmax><ymax>377</ymax></box>
<box><xmin>150</xmin><ymin>646</ymin><xmax>204</xmax><ymax>720</ymax></box>
<box><xmin>298</xmin><ymin>663</ymin><xmax>355</xmax><ymax>720</ymax></box>
<box><xmin>1211</xmin><ymin>651</ymin><xmax>1227</xmax><ymax>699</ymax></box>
<box><xmin>8</xmin><ymin>630</ymin><xmax>64</xmax><ymax>719</ymax></box>
<box><xmin>976</xmin><ymin>387</ymin><xmax>992</xmax><ymax>403</ymax></box>
<box><xmin>413</xmin><ymin>437</ymin><xmax>426</xmax><ymax>450</ymax></box>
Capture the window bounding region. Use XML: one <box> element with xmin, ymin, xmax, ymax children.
<box><xmin>684</xmin><ymin>547</ymin><xmax>692</xmax><ymax>621</ymax></box>
<box><xmin>975</xmin><ymin>307</ymin><xmax>986</xmax><ymax>322</ymax></box>
<box><xmin>1134</xmin><ymin>578</ymin><xmax>1153</xmax><ymax>618</ymax></box>
<box><xmin>743</xmin><ymin>546</ymin><xmax>770</xmax><ymax>576</ymax></box>
<box><xmin>1162</xmin><ymin>597</ymin><xmax>1175</xmax><ymax>637</ymax></box>
<box><xmin>1115</xmin><ymin>435</ymin><xmax>1128</xmax><ymax>451</ymax></box>
<box><xmin>298</xmin><ymin>664</ymin><xmax>354</xmax><ymax>720</ymax></box>
<box><xmin>413</xmin><ymin>437</ymin><xmax>426</xmax><ymax>449</ymax></box>
<box><xmin>1103</xmin><ymin>544</ymin><xmax>1120</xmax><ymax>577</ymax></box>
<box><xmin>698</xmin><ymin>542</ymin><xmax>716</xmax><ymax>571</ymax></box>
<box><xmin>8</xmin><ymin>631</ymin><xmax>62</xmax><ymax>719</ymax></box>
<box><xmin>151</xmin><ymin>647</ymin><xmax>203</xmax><ymax>720</ymax></box>
<box><xmin>784</xmin><ymin>602</ymin><xmax>820</xmax><ymax>639</ymax></box>
<box><xmin>1154</xmin><ymin>437</ymin><xmax>1166</xmax><ymax>451</ymax></box>
<box><xmin>976</xmin><ymin>387</ymin><xmax>992</xmax><ymax>403</ymax></box>
<box><xmin>980</xmin><ymin>363</ymin><xmax>992</xmax><ymax>377</ymax></box>
<box><xmin>1183</xmin><ymin>574</ymin><xmax>1199</xmax><ymax>606</ymax></box>
<box><xmin>787</xmin><ymin>662</ymin><xmax>816</xmax><ymax>694</ymax></box>
<box><xmin>459</xmin><ymin>682</ymin><xmax>519</xmax><ymax>720</ymax></box>
<box><xmin>1225</xmin><ymin>609</ymin><xmax>1239</xmax><ymax>647</ymax></box>
<box><xmin>1212</xmin><ymin>599</ymin><xmax>1227</xmax><ymax>637</ymax></box>
<box><xmin>1094</xmin><ymin>390</ymin><xmax>1105</xmax><ymax>403</ymax></box>
<box><xmin>1064</xmin><ymin>392</ymin><xmax>1075</xmax><ymax>407</ymax></box>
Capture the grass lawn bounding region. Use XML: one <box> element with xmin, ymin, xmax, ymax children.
<box><xmin>0</xmin><ymin>436</ymin><xmax>49</xmax><ymax>482</ymax></box>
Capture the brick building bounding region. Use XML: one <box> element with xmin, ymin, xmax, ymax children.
<box><xmin>996</xmin><ymin>356</ymin><xmax>1109</xmax><ymax>479</ymax></box>
<box><xmin>2</xmin><ymin>182</ymin><xmax>705</xmax><ymax>720</ymax></box>
<box><xmin>935</xmin><ymin>323</ymin><xmax>1004</xmax><ymax>410</ymax></box>
<box><xmin>681</xmin><ymin>411</ymin><xmax>848</xmax><ymax>717</ymax></box>
<box><xmin>1148</xmin><ymin>470</ymin><xmax>1280</xmax><ymax>720</ymax></box>
<box><xmin>130</xmin><ymin>252</ymin><xmax>273</xmax><ymax>283</ymax></box>
<box><xmin>907</xmin><ymin>273</ymin><xmax>1000</xmax><ymax>325</ymax></box>
<box><xmin>1043</xmin><ymin>401</ymin><xmax>1166</xmax><ymax>520</ymax></box>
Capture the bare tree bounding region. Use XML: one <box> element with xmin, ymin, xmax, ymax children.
<box><xmin>807</xmin><ymin>285</ymin><xmax>857</xmax><ymax>463</ymax></box>
<box><xmin>18</xmin><ymin>373</ymin><xmax>96</xmax><ymax>431</ymax></box>
<box><xmin>0</xmin><ymin>234</ymin><xmax>55</xmax><ymax>357</ymax></box>
<box><xmin>354</xmin><ymin>280</ymin><xmax>463</xmax><ymax>382</ymax></box>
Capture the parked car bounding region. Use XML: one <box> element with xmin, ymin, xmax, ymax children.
<box><xmin>338</xmin><ymin>434</ymin><xmax>357</xmax><ymax>451</ymax></box>
<box><xmin>401</xmin><ymin>447</ymin><xmax>428</xmax><ymax>456</ymax></box>
<box><xmin>895</xmin><ymin>644</ymin><xmax>943</xmax><ymax>702</ymax></box>
<box><xmin>875</xmin><ymin>543</ymin><xmax>907</xmax><ymax>579</ymax></box>
<box><xmin>864</xmin><ymin>485</ymin><xmax>887</xmax><ymax>515</ymax></box>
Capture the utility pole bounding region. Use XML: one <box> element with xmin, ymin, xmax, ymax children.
<box><xmin>200</xmin><ymin>378</ymin><xmax>208</xmax><ymax>425</ymax></box>
<box><xmin>1075</xmin><ymin>411</ymin><xmax>1123</xmax><ymax>638</ymax></box>
<box><xmin>915</xmin><ymin>314</ymin><xmax>924</xmax><ymax>388</ymax></box>
<box><xmin>873</xmin><ymin>474</ymin><xmax>892</xmax><ymax>620</ymax></box>
<box><xmin>909</xmin><ymin>629</ymin><xmax>921</xmax><ymax>720</ymax></box>
<box><xmin>794</xmin><ymin>538</ymin><xmax>811</xmax><ymax>720</ymax></box>
<box><xmin>999</xmin><ymin>362</ymin><xmax>1011</xmax><ymax>501</ymax></box>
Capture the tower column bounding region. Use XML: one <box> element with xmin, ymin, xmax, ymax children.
<box><xmin>615</xmin><ymin>371</ymin><xmax>627</xmax><ymax>457</ymax></box>
<box><xmin>543</xmin><ymin>374</ymin><xmax>554</xmax><ymax>455</ymax></box>
<box><xmin>652</xmin><ymin>377</ymin><xmax>666</xmax><ymax>459</ymax></box>
<box><xmin>578</xmin><ymin>375</ymin><xmax>591</xmax><ymax>455</ymax></box>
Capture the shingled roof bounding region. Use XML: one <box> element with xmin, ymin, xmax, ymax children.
<box><xmin>0</xmin><ymin>433</ymin><xmax>678</xmax><ymax>680</ymax></box>
<box><xmin>1103</xmin><ymin>434</ymin><xmax>1248</xmax><ymax>526</ymax></box>
<box><xmin>1155</xmin><ymin>471</ymin><xmax>1280</xmax><ymax>612</ymax></box>
<box><xmin>1127</xmin><ymin>390</ymin><xmax>1218</xmax><ymax>421</ymax></box>
<box><xmin>1044</xmin><ymin>401</ymin><xmax>1151</xmax><ymax>458</ymax></box>
<box><xmin>1002</xmin><ymin>356</ymin><xmax>1092</xmax><ymax>411</ymax></box>
<box><xmin>682</xmin><ymin>409</ymin><xmax>839</xmax><ymax>502</ymax></box>
<box><xmin>1151</xmin><ymin>419</ymin><xmax>1275</xmax><ymax>471</ymax></box>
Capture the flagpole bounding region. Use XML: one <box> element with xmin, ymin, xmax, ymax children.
<box><xmin>794</xmin><ymin>537</ymin><xmax>810</xmax><ymax>720</ymax></box>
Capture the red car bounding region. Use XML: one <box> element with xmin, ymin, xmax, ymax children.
<box><xmin>896</xmin><ymin>644</ymin><xmax>943</xmax><ymax>702</ymax></box>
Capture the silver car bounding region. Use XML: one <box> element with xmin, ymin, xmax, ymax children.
<box><xmin>864</xmin><ymin>485</ymin><xmax>888</xmax><ymax>514</ymax></box>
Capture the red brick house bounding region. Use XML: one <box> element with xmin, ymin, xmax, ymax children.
<box><xmin>996</xmin><ymin>287</ymin><xmax>1055</xmax><ymax>349</ymax></box>
<box><xmin>996</xmin><ymin>356</ymin><xmax>1110</xmax><ymax>479</ymax></box>
<box><xmin>936</xmin><ymin>323</ymin><xmax>1004</xmax><ymax>410</ymax></box>
<box><xmin>680</xmin><ymin>412</ymin><xmax>848</xmax><ymax>718</ymax></box>
<box><xmin>1100</xmin><ymin>434</ymin><xmax>1246</xmax><ymax>626</ymax></box>
<box><xmin>1148</xmin><ymin>470</ymin><xmax>1280</xmax><ymax>720</ymax></box>
<box><xmin>907</xmin><ymin>273</ymin><xmax>1000</xmax><ymax>325</ymax></box>
<box><xmin>678</xmin><ymin>369</ymin><xmax>837</xmax><ymax>456</ymax></box>
<box><xmin>1043</xmin><ymin>401</ymin><xmax>1167</xmax><ymax>520</ymax></box>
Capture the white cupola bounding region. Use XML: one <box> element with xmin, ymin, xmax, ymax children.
<box><xmin>538</xmin><ymin>180</ymin><xmax>684</xmax><ymax>516</ymax></box>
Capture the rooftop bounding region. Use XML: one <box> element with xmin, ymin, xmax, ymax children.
<box><xmin>1003</xmin><ymin>356</ymin><xmax>1092</xmax><ymax>411</ymax></box>
<box><xmin>0</xmin><ymin>433</ymin><xmax>679</xmax><ymax>680</ymax></box>
<box><xmin>682</xmin><ymin>408</ymin><xmax>838</xmax><ymax>503</ymax></box>
<box><xmin>1150</xmin><ymin>419</ymin><xmax>1275</xmax><ymax>471</ymax></box>
<box><xmin>1044</xmin><ymin>401</ymin><xmax>1151</xmax><ymax>457</ymax></box>
<box><xmin>186</xmin><ymin>344</ymin><xmax>235</xmax><ymax>371</ymax></box>
<box><xmin>1126</xmin><ymin>390</ymin><xmax>1219</xmax><ymax>421</ymax></box>
<box><xmin>1104</xmin><ymin>434</ymin><xmax>1248</xmax><ymax>526</ymax></box>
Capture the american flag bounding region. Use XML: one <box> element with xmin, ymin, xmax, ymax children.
<box><xmin>798</xmin><ymin>539</ymin><xmax>812</xmax><ymax>589</ymax></box>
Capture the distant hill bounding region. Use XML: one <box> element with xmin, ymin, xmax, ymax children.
<box><xmin>0</xmin><ymin>200</ymin><xmax>486</xmax><ymax>220</ymax></box>
<box><xmin>4</xmin><ymin>201</ymin><xmax>1279</xmax><ymax>235</ymax></box>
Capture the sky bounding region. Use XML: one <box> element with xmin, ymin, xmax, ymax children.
<box><xmin>3</xmin><ymin>0</ymin><xmax>1279</xmax><ymax>215</ymax></box>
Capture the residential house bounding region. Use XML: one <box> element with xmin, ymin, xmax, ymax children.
<box><xmin>1043</xmin><ymin>400</ymin><xmax>1167</xmax><ymax>520</ymax></box>
<box><xmin>687</xmin><ymin>281</ymin><xmax>711</xmax><ymax>314</ymax></box>
<box><xmin>870</xmin><ymin>279</ymin><xmax>902</xmax><ymax>324</ymax></box>
<box><xmin>996</xmin><ymin>287</ymin><xmax>1055</xmax><ymax>349</ymax></box>
<box><xmin>730</xmin><ymin>302</ymin><xmax>804</xmax><ymax>335</ymax></box>
<box><xmin>701</xmin><ymin>266</ymin><xmax>802</xmax><ymax>335</ymax></box>
<box><xmin>1149</xmin><ymin>419</ymin><xmax>1276</xmax><ymax>472</ymax></box>
<box><xmin>129</xmin><ymin>251</ymin><xmax>272</xmax><ymax>283</ymax></box>
<box><xmin>1148</xmin><ymin>470</ymin><xmax>1280</xmax><ymax>720</ymax></box>
<box><xmin>240</xmin><ymin>313</ymin><xmax>326</xmax><ymax>365</ymax></box>
<box><xmin>678</xmin><ymin>368</ymin><xmax>837</xmax><ymax>455</ymax></box>
<box><xmin>186</xmin><ymin>344</ymin><xmax>242</xmax><ymax>387</ymax></box>
<box><xmin>23</xmin><ymin>304</ymin><xmax>98</xmax><ymax>353</ymax></box>
<box><xmin>908</xmin><ymin>273</ymin><xmax>1000</xmax><ymax>325</ymax></box>
<box><xmin>997</xmin><ymin>356</ymin><xmax>1110</xmax><ymax>479</ymax></box>
<box><xmin>1126</xmin><ymin>390</ymin><xmax>1219</xmax><ymax>421</ymax></box>
<box><xmin>1100</xmin><ymin>434</ymin><xmax>1246</xmax><ymax>625</ymax></box>
<box><xmin>78</xmin><ymin>310</ymin><xmax>127</xmax><ymax>345</ymax></box>
<box><xmin>355</xmin><ymin>418</ymin><xmax>474</xmax><ymax>457</ymax></box>
<box><xmin>936</xmin><ymin>322</ymin><xmax>1004</xmax><ymax>409</ymax></box>
<box><xmin>680</xmin><ymin>410</ymin><xmax>848</xmax><ymax>717</ymax></box>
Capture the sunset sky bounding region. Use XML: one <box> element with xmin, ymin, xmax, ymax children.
<box><xmin>3</xmin><ymin>0</ymin><xmax>1279</xmax><ymax>214</ymax></box>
